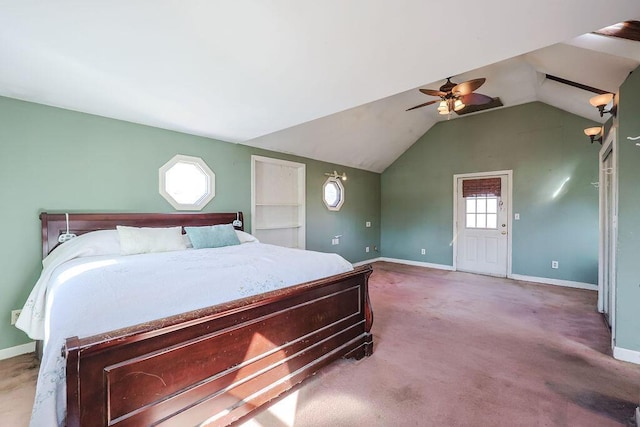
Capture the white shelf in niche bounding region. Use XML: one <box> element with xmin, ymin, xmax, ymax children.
<box><xmin>254</xmin><ymin>224</ymin><xmax>302</xmax><ymax>230</ymax></box>
<box><xmin>255</xmin><ymin>203</ymin><xmax>302</xmax><ymax>207</ymax></box>
<box><xmin>251</xmin><ymin>155</ymin><xmax>306</xmax><ymax>249</ymax></box>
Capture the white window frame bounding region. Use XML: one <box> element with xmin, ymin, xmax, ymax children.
<box><xmin>322</xmin><ymin>177</ymin><xmax>345</xmax><ymax>211</ymax></box>
<box><xmin>159</xmin><ymin>154</ymin><xmax>215</xmax><ymax>211</ymax></box>
<box><xmin>465</xmin><ymin>195</ymin><xmax>499</xmax><ymax>230</ymax></box>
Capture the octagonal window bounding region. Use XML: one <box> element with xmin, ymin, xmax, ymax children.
<box><xmin>159</xmin><ymin>155</ymin><xmax>215</xmax><ymax>210</ymax></box>
<box><xmin>323</xmin><ymin>177</ymin><xmax>345</xmax><ymax>211</ymax></box>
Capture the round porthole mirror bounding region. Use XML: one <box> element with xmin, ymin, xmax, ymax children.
<box><xmin>159</xmin><ymin>155</ymin><xmax>215</xmax><ymax>210</ymax></box>
<box><xmin>323</xmin><ymin>177</ymin><xmax>345</xmax><ymax>211</ymax></box>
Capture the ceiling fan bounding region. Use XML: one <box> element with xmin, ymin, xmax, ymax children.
<box><xmin>406</xmin><ymin>77</ymin><xmax>497</xmax><ymax>116</ymax></box>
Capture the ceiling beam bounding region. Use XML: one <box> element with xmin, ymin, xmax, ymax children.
<box><xmin>545</xmin><ymin>74</ymin><xmax>608</xmax><ymax>95</ymax></box>
<box><xmin>595</xmin><ymin>20</ymin><xmax>640</xmax><ymax>42</ymax></box>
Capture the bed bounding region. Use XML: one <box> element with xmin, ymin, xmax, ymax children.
<box><xmin>23</xmin><ymin>212</ymin><xmax>373</xmax><ymax>426</ymax></box>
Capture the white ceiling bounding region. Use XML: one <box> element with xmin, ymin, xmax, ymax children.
<box><xmin>2</xmin><ymin>1</ymin><xmax>640</xmax><ymax>172</ymax></box>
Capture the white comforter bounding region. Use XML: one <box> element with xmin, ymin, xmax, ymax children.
<box><xmin>24</xmin><ymin>242</ymin><xmax>352</xmax><ymax>427</ymax></box>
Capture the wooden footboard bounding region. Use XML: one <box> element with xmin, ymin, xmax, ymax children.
<box><xmin>65</xmin><ymin>265</ymin><xmax>373</xmax><ymax>427</ymax></box>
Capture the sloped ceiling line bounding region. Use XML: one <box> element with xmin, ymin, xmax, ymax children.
<box><xmin>1</xmin><ymin>3</ymin><xmax>640</xmax><ymax>172</ymax></box>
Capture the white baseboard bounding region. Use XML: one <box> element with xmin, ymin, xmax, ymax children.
<box><xmin>0</xmin><ymin>342</ymin><xmax>35</xmax><ymax>361</ymax></box>
<box><xmin>509</xmin><ymin>274</ymin><xmax>597</xmax><ymax>291</ymax></box>
<box><xmin>355</xmin><ymin>259</ymin><xmax>597</xmax><ymax>291</ymax></box>
<box><xmin>613</xmin><ymin>346</ymin><xmax>640</xmax><ymax>365</ymax></box>
<box><xmin>377</xmin><ymin>257</ymin><xmax>455</xmax><ymax>271</ymax></box>
<box><xmin>352</xmin><ymin>257</ymin><xmax>382</xmax><ymax>267</ymax></box>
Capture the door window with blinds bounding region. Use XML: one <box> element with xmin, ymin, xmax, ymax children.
<box><xmin>463</xmin><ymin>178</ymin><xmax>501</xmax><ymax>230</ymax></box>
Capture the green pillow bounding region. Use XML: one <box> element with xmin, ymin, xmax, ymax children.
<box><xmin>184</xmin><ymin>224</ymin><xmax>241</xmax><ymax>249</ymax></box>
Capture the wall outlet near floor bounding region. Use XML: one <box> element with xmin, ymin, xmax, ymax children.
<box><xmin>365</xmin><ymin>221</ymin><xmax>371</xmax><ymax>228</ymax></box>
<box><xmin>331</xmin><ymin>238</ymin><xmax>339</xmax><ymax>245</ymax></box>
<box><xmin>10</xmin><ymin>309</ymin><xmax>21</xmax><ymax>325</ymax></box>
<box><xmin>365</xmin><ymin>246</ymin><xmax>370</xmax><ymax>253</ymax></box>
<box><xmin>421</xmin><ymin>249</ymin><xmax>426</xmax><ymax>255</ymax></box>
<box><xmin>551</xmin><ymin>260</ymin><xmax>559</xmax><ymax>269</ymax></box>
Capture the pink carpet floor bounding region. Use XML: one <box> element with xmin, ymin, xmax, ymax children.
<box><xmin>2</xmin><ymin>262</ymin><xmax>639</xmax><ymax>426</ymax></box>
<box><xmin>243</xmin><ymin>262</ymin><xmax>640</xmax><ymax>427</ymax></box>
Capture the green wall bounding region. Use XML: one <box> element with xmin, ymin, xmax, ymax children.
<box><xmin>0</xmin><ymin>96</ymin><xmax>380</xmax><ymax>351</ymax></box>
<box><xmin>615</xmin><ymin>67</ymin><xmax>640</xmax><ymax>353</ymax></box>
<box><xmin>381</xmin><ymin>102</ymin><xmax>600</xmax><ymax>283</ymax></box>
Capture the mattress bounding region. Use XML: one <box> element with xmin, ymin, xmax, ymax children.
<box><xmin>22</xmin><ymin>241</ymin><xmax>352</xmax><ymax>426</ymax></box>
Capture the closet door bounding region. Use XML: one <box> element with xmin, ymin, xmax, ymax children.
<box><xmin>598</xmin><ymin>129</ymin><xmax>617</xmax><ymax>339</ymax></box>
<box><xmin>251</xmin><ymin>156</ymin><xmax>306</xmax><ymax>249</ymax></box>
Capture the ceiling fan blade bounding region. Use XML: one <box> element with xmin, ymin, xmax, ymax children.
<box><xmin>455</xmin><ymin>97</ymin><xmax>503</xmax><ymax>115</ymax></box>
<box><xmin>406</xmin><ymin>100</ymin><xmax>439</xmax><ymax>111</ymax></box>
<box><xmin>419</xmin><ymin>88</ymin><xmax>446</xmax><ymax>97</ymax></box>
<box><xmin>460</xmin><ymin>92</ymin><xmax>493</xmax><ymax>106</ymax></box>
<box><xmin>452</xmin><ymin>78</ymin><xmax>486</xmax><ymax>95</ymax></box>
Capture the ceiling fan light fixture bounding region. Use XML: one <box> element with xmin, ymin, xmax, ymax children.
<box><xmin>406</xmin><ymin>76</ymin><xmax>491</xmax><ymax>116</ymax></box>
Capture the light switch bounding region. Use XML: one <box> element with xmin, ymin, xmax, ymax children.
<box><xmin>514</xmin><ymin>213</ymin><xmax>520</xmax><ymax>220</ymax></box>
<box><xmin>365</xmin><ymin>221</ymin><xmax>371</xmax><ymax>227</ymax></box>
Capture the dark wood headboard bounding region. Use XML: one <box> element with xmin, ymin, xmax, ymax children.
<box><xmin>40</xmin><ymin>212</ymin><xmax>244</xmax><ymax>259</ymax></box>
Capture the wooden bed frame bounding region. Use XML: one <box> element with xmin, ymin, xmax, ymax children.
<box><xmin>40</xmin><ymin>212</ymin><xmax>373</xmax><ymax>427</ymax></box>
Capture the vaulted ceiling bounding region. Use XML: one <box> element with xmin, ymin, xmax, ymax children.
<box><xmin>2</xmin><ymin>2</ymin><xmax>640</xmax><ymax>172</ymax></box>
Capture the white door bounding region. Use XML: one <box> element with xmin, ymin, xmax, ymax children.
<box><xmin>598</xmin><ymin>130</ymin><xmax>617</xmax><ymax>336</ymax></box>
<box><xmin>455</xmin><ymin>174</ymin><xmax>509</xmax><ymax>277</ymax></box>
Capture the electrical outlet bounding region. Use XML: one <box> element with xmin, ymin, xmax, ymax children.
<box><xmin>365</xmin><ymin>246</ymin><xmax>370</xmax><ymax>253</ymax></box>
<box><xmin>10</xmin><ymin>309</ymin><xmax>21</xmax><ymax>326</ymax></box>
<box><xmin>421</xmin><ymin>249</ymin><xmax>426</xmax><ymax>255</ymax></box>
<box><xmin>514</xmin><ymin>213</ymin><xmax>520</xmax><ymax>220</ymax></box>
<box><xmin>365</xmin><ymin>221</ymin><xmax>371</xmax><ymax>228</ymax></box>
<box><xmin>551</xmin><ymin>260</ymin><xmax>559</xmax><ymax>269</ymax></box>
<box><xmin>332</xmin><ymin>238</ymin><xmax>339</xmax><ymax>245</ymax></box>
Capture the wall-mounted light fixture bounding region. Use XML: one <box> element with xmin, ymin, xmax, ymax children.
<box><xmin>589</xmin><ymin>93</ymin><xmax>616</xmax><ymax>117</ymax></box>
<box><xmin>584</xmin><ymin>126</ymin><xmax>603</xmax><ymax>144</ymax></box>
<box><xmin>324</xmin><ymin>170</ymin><xmax>347</xmax><ymax>181</ymax></box>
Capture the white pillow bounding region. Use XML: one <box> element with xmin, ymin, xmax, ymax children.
<box><xmin>117</xmin><ymin>226</ymin><xmax>187</xmax><ymax>255</ymax></box>
<box><xmin>44</xmin><ymin>230</ymin><xmax>121</xmax><ymax>268</ymax></box>
<box><xmin>235</xmin><ymin>230</ymin><xmax>259</xmax><ymax>244</ymax></box>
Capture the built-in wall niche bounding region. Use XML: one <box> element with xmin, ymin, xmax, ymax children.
<box><xmin>251</xmin><ymin>155</ymin><xmax>306</xmax><ymax>249</ymax></box>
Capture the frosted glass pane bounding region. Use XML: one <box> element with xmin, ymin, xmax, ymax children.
<box><xmin>487</xmin><ymin>214</ymin><xmax>497</xmax><ymax>229</ymax></box>
<box><xmin>477</xmin><ymin>214</ymin><xmax>486</xmax><ymax>228</ymax></box>
<box><xmin>165</xmin><ymin>162</ymin><xmax>208</xmax><ymax>204</ymax></box>
<box><xmin>487</xmin><ymin>198</ymin><xmax>498</xmax><ymax>213</ymax></box>
<box><xmin>324</xmin><ymin>182</ymin><xmax>340</xmax><ymax>207</ymax></box>
<box><xmin>466</xmin><ymin>199</ymin><xmax>476</xmax><ymax>213</ymax></box>
<box><xmin>466</xmin><ymin>214</ymin><xmax>476</xmax><ymax>228</ymax></box>
<box><xmin>477</xmin><ymin>199</ymin><xmax>487</xmax><ymax>213</ymax></box>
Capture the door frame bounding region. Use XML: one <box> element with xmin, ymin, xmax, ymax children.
<box><xmin>452</xmin><ymin>170</ymin><xmax>513</xmax><ymax>277</ymax></box>
<box><xmin>597</xmin><ymin>128</ymin><xmax>617</xmax><ymax>345</ymax></box>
